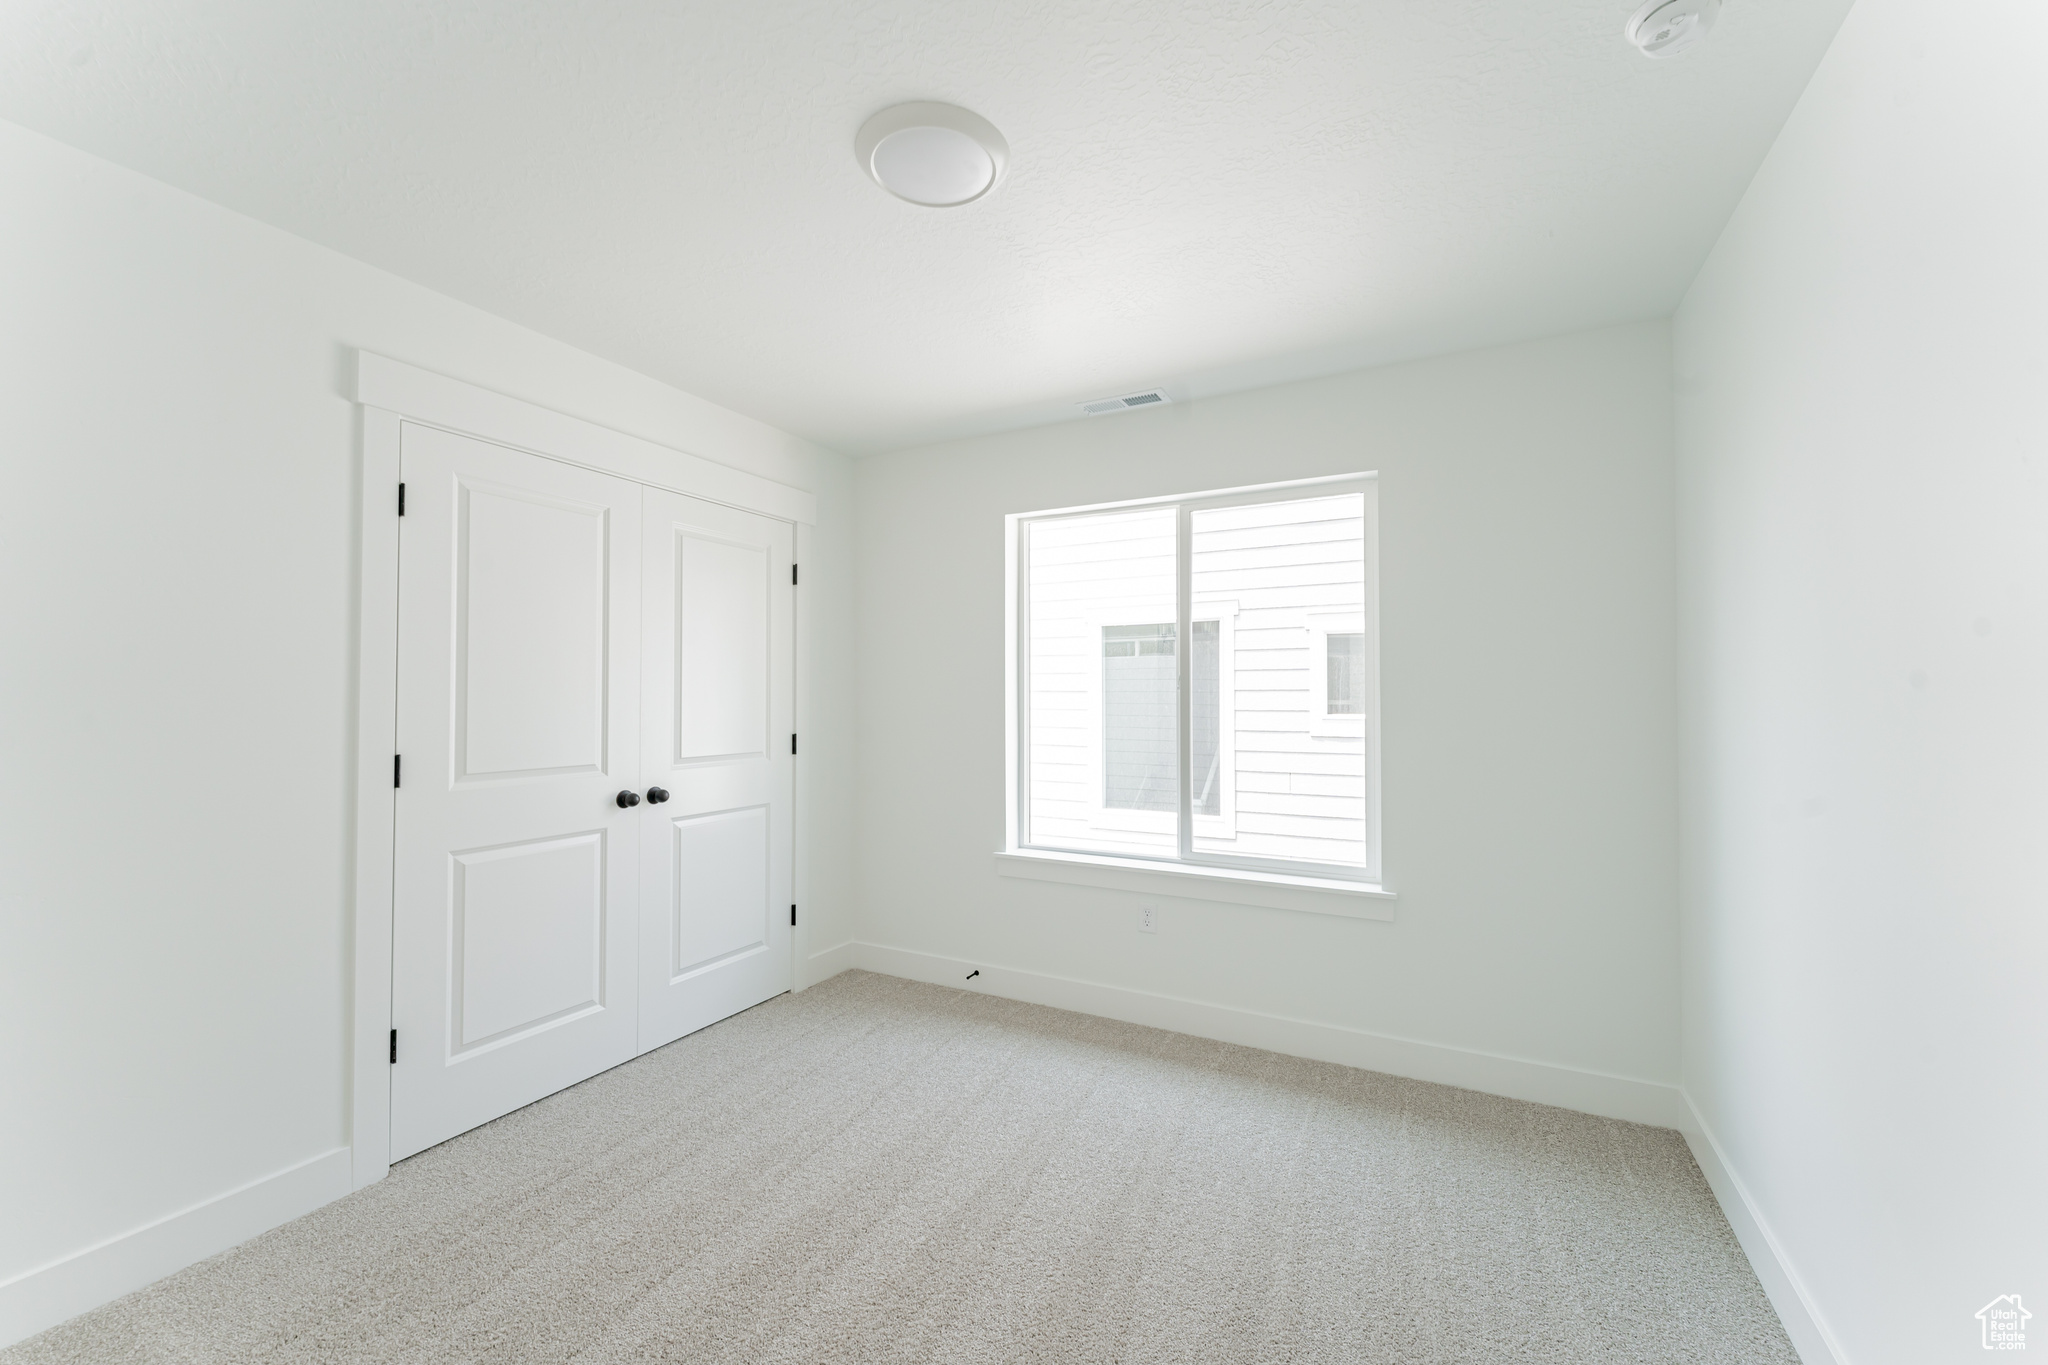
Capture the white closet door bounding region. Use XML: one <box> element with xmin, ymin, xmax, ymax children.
<box><xmin>637</xmin><ymin>488</ymin><xmax>793</xmax><ymax>1053</ymax></box>
<box><xmin>390</xmin><ymin>424</ymin><xmax>643</xmax><ymax>1161</ymax></box>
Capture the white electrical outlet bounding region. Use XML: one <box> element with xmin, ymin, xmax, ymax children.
<box><xmin>1139</xmin><ymin>905</ymin><xmax>1158</xmax><ymax>933</ymax></box>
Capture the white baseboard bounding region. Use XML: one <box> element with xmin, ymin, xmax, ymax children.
<box><xmin>1679</xmin><ymin>1095</ymin><xmax>1849</xmax><ymax>1365</ymax></box>
<box><xmin>841</xmin><ymin>942</ymin><xmax>1688</xmax><ymax>1129</ymax></box>
<box><xmin>799</xmin><ymin>939</ymin><xmax>855</xmax><ymax>990</ymax></box>
<box><xmin>0</xmin><ymin>1146</ymin><xmax>352</xmax><ymax>1350</ymax></box>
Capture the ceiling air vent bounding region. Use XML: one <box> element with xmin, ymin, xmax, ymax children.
<box><xmin>1079</xmin><ymin>390</ymin><xmax>1172</xmax><ymax>416</ymax></box>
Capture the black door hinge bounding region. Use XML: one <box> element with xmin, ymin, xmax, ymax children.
<box><xmin>393</xmin><ymin>754</ymin><xmax>401</xmax><ymax>788</ymax></box>
<box><xmin>790</xmin><ymin>904</ymin><xmax>797</xmax><ymax>926</ymax></box>
<box><xmin>398</xmin><ymin>482</ymin><xmax>406</xmax><ymax>516</ymax></box>
<box><xmin>389</xmin><ymin>1029</ymin><xmax>397</xmax><ymax>1064</ymax></box>
<box><xmin>790</xmin><ymin>734</ymin><xmax>797</xmax><ymax>755</ymax></box>
<box><xmin>791</xmin><ymin>563</ymin><xmax>798</xmax><ymax>586</ymax></box>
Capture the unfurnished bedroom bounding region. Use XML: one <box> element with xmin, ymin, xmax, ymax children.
<box><xmin>0</xmin><ymin>2</ymin><xmax>2038</xmax><ymax>1362</ymax></box>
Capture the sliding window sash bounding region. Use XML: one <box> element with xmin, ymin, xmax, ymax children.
<box><xmin>1011</xmin><ymin>473</ymin><xmax>1379</xmax><ymax>886</ymax></box>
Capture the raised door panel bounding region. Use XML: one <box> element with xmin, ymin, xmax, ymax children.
<box><xmin>391</xmin><ymin>423</ymin><xmax>642</xmax><ymax>1162</ymax></box>
<box><xmin>458</xmin><ymin>485</ymin><xmax>610</xmax><ymax>779</ymax></box>
<box><xmin>453</xmin><ymin>832</ymin><xmax>607</xmax><ymax>1050</ymax></box>
<box><xmin>670</xmin><ymin>805</ymin><xmax>770</xmax><ymax>979</ymax></box>
<box><xmin>675</xmin><ymin>532</ymin><xmax>769</xmax><ymax>764</ymax></box>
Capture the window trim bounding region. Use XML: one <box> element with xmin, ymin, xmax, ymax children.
<box><xmin>1005</xmin><ymin>473</ymin><xmax>1383</xmax><ymax>895</ymax></box>
<box><xmin>993</xmin><ymin>848</ymin><xmax>1395</xmax><ymax>920</ymax></box>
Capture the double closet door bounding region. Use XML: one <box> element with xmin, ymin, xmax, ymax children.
<box><xmin>389</xmin><ymin>424</ymin><xmax>793</xmax><ymax>1162</ymax></box>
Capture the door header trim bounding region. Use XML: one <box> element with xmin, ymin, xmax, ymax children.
<box><xmin>354</xmin><ymin>351</ymin><xmax>818</xmax><ymax>525</ymax></box>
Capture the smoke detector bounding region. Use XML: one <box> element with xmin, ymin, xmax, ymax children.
<box><xmin>1078</xmin><ymin>390</ymin><xmax>1173</xmax><ymax>416</ymax></box>
<box><xmin>855</xmin><ymin>102</ymin><xmax>1008</xmax><ymax>207</ymax></box>
<box><xmin>1626</xmin><ymin>0</ymin><xmax>1720</xmax><ymax>58</ymax></box>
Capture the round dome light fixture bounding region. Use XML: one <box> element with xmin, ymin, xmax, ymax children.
<box><xmin>1626</xmin><ymin>0</ymin><xmax>1720</xmax><ymax>58</ymax></box>
<box><xmin>855</xmin><ymin>102</ymin><xmax>1008</xmax><ymax>207</ymax></box>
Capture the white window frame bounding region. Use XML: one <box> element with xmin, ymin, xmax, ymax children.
<box><xmin>1003</xmin><ymin>473</ymin><xmax>1387</xmax><ymax>913</ymax></box>
<box><xmin>1084</xmin><ymin>600</ymin><xmax>1239</xmax><ymax>843</ymax></box>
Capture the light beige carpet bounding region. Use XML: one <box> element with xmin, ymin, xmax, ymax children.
<box><xmin>4</xmin><ymin>970</ymin><xmax>1796</xmax><ymax>1363</ymax></box>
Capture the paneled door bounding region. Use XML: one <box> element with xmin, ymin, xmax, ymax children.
<box><xmin>636</xmin><ymin>488</ymin><xmax>794</xmax><ymax>1053</ymax></box>
<box><xmin>390</xmin><ymin>424</ymin><xmax>644</xmax><ymax>1161</ymax></box>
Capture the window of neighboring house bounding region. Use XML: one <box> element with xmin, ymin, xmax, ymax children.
<box><xmin>1102</xmin><ymin>621</ymin><xmax>1221</xmax><ymax>817</ymax></box>
<box><xmin>1102</xmin><ymin>623</ymin><xmax>1178</xmax><ymax>812</ymax></box>
<box><xmin>1327</xmin><ymin>633</ymin><xmax>1366</xmax><ymax>713</ymax></box>
<box><xmin>1308</xmin><ymin>612</ymin><xmax>1368</xmax><ymax>739</ymax></box>
<box><xmin>1012</xmin><ymin>475</ymin><xmax>1379</xmax><ymax>883</ymax></box>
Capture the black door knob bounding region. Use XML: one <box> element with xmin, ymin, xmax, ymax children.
<box><xmin>646</xmin><ymin>787</ymin><xmax>670</xmax><ymax>804</ymax></box>
<box><xmin>616</xmin><ymin>790</ymin><xmax>641</xmax><ymax>808</ymax></box>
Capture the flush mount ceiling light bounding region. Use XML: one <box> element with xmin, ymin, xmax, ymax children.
<box><xmin>855</xmin><ymin>102</ymin><xmax>1008</xmax><ymax>207</ymax></box>
<box><xmin>1626</xmin><ymin>0</ymin><xmax>1720</xmax><ymax>58</ymax></box>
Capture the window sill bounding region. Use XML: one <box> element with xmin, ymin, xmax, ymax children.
<box><xmin>994</xmin><ymin>849</ymin><xmax>1396</xmax><ymax>922</ymax></box>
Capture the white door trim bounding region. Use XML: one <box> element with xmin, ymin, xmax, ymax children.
<box><xmin>351</xmin><ymin>407</ymin><xmax>401</xmax><ymax>1190</ymax></box>
<box><xmin>349</xmin><ymin>354</ymin><xmax>813</xmax><ymax>1189</ymax></box>
<box><xmin>353</xmin><ymin>352</ymin><xmax>818</xmax><ymax>526</ymax></box>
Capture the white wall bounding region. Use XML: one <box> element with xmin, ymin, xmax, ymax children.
<box><xmin>0</xmin><ymin>117</ymin><xmax>855</xmax><ymax>1339</ymax></box>
<box><xmin>851</xmin><ymin>321</ymin><xmax>1679</xmax><ymax>1101</ymax></box>
<box><xmin>1674</xmin><ymin>0</ymin><xmax>2048</xmax><ymax>1359</ymax></box>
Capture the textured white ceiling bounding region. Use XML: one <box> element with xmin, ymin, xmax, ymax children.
<box><xmin>0</xmin><ymin>0</ymin><xmax>1852</xmax><ymax>453</ymax></box>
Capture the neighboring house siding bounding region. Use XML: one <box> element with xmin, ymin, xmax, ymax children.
<box><xmin>1025</xmin><ymin>494</ymin><xmax>1367</xmax><ymax>867</ymax></box>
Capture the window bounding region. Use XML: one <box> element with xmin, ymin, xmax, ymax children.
<box><xmin>1102</xmin><ymin>623</ymin><xmax>1178</xmax><ymax>811</ymax></box>
<box><xmin>1010</xmin><ymin>475</ymin><xmax>1379</xmax><ymax>885</ymax></box>
<box><xmin>1094</xmin><ymin>615</ymin><xmax>1232</xmax><ymax>828</ymax></box>
<box><xmin>1327</xmin><ymin>634</ymin><xmax>1366</xmax><ymax>713</ymax></box>
<box><xmin>1307</xmin><ymin>612</ymin><xmax>1368</xmax><ymax>739</ymax></box>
